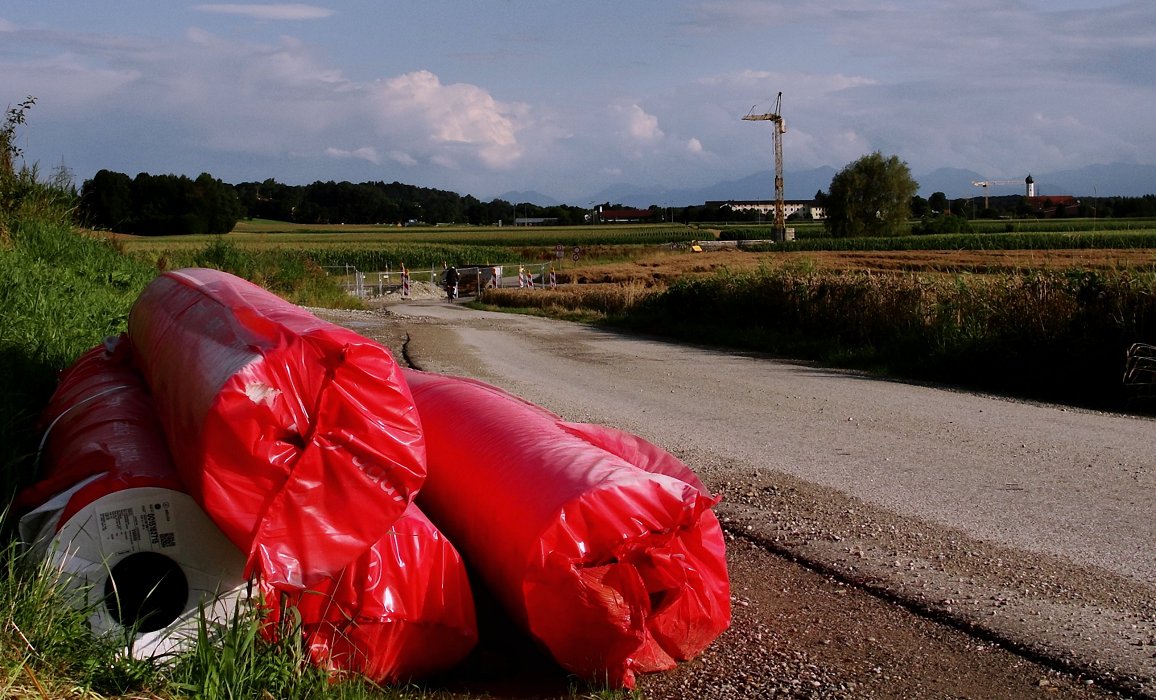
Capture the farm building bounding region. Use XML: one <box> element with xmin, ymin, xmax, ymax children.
<box><xmin>595</xmin><ymin>206</ymin><xmax>654</xmax><ymax>223</ymax></box>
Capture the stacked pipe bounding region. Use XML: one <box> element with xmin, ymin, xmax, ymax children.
<box><xmin>402</xmin><ymin>369</ymin><xmax>731</xmax><ymax>688</ymax></box>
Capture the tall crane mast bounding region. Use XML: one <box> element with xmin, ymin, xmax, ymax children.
<box><xmin>970</xmin><ymin>179</ymin><xmax>1021</xmax><ymax>210</ymax></box>
<box><xmin>743</xmin><ymin>92</ymin><xmax>786</xmax><ymax>241</ymax></box>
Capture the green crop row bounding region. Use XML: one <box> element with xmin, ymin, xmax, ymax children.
<box><xmin>121</xmin><ymin>223</ymin><xmax>700</xmax><ymax>250</ymax></box>
<box><xmin>755</xmin><ymin>230</ymin><xmax>1156</xmax><ymax>253</ymax></box>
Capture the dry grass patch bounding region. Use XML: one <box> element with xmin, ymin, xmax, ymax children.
<box><xmin>480</xmin><ymin>281</ymin><xmax>661</xmax><ymax>317</ymax></box>
<box><xmin>558</xmin><ymin>247</ymin><xmax>1156</xmax><ymax>286</ymax></box>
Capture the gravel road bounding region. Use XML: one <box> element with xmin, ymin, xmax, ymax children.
<box><xmin>316</xmin><ymin>298</ymin><xmax>1155</xmax><ymax>699</ymax></box>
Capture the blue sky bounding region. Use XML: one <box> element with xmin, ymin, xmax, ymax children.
<box><xmin>2</xmin><ymin>1</ymin><xmax>1153</xmax><ymax>203</ymax></box>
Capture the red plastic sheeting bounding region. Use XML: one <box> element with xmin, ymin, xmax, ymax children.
<box><xmin>259</xmin><ymin>501</ymin><xmax>478</xmax><ymax>683</ymax></box>
<box><xmin>15</xmin><ymin>337</ymin><xmax>250</xmax><ymax>658</ymax></box>
<box><xmin>128</xmin><ymin>268</ymin><xmax>426</xmax><ymax>588</ymax></box>
<box><xmin>402</xmin><ymin>369</ymin><xmax>730</xmax><ymax>688</ymax></box>
<box><xmin>16</xmin><ymin>336</ymin><xmax>181</xmax><ymax>516</ymax></box>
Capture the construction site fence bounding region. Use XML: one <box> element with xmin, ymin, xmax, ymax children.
<box><xmin>323</xmin><ymin>263</ymin><xmax>558</xmax><ymax>299</ymax></box>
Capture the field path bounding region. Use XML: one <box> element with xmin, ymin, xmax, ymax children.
<box><xmin>323</xmin><ymin>299</ymin><xmax>1156</xmax><ymax>698</ymax></box>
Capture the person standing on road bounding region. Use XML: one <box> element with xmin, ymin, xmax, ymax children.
<box><xmin>445</xmin><ymin>265</ymin><xmax>460</xmax><ymax>301</ymax></box>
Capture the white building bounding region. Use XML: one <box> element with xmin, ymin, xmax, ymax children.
<box><xmin>709</xmin><ymin>200</ymin><xmax>826</xmax><ymax>220</ymax></box>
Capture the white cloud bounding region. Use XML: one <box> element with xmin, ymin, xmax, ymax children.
<box><xmin>325</xmin><ymin>146</ymin><xmax>380</xmax><ymax>164</ymax></box>
<box><xmin>613</xmin><ymin>103</ymin><xmax>664</xmax><ymax>143</ymax></box>
<box><xmin>369</xmin><ymin>70</ymin><xmax>523</xmax><ymax>169</ymax></box>
<box><xmin>0</xmin><ymin>53</ymin><xmax>141</xmax><ymax>107</ymax></box>
<box><xmin>686</xmin><ymin>137</ymin><xmax>704</xmax><ymax>154</ymax></box>
<box><xmin>388</xmin><ymin>150</ymin><xmax>418</xmax><ymax>167</ymax></box>
<box><xmin>192</xmin><ymin>4</ymin><xmax>335</xmax><ymax>20</ymax></box>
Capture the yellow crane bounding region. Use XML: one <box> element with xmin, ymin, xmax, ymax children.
<box><xmin>970</xmin><ymin>178</ymin><xmax>1021</xmax><ymax>209</ymax></box>
<box><xmin>743</xmin><ymin>92</ymin><xmax>787</xmax><ymax>241</ymax></box>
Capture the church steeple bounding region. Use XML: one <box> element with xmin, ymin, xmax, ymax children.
<box><xmin>1025</xmin><ymin>174</ymin><xmax>1036</xmax><ymax>198</ymax></box>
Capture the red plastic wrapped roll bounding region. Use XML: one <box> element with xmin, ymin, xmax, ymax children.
<box><xmin>17</xmin><ymin>337</ymin><xmax>184</xmax><ymax>515</ymax></box>
<box><xmin>16</xmin><ymin>338</ymin><xmax>248</xmax><ymax>658</ymax></box>
<box><xmin>402</xmin><ymin>369</ymin><xmax>730</xmax><ymax>688</ymax></box>
<box><xmin>259</xmin><ymin>502</ymin><xmax>478</xmax><ymax>683</ymax></box>
<box><xmin>127</xmin><ymin>268</ymin><xmax>425</xmax><ymax>587</ymax></box>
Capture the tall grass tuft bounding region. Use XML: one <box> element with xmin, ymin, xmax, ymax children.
<box><xmin>624</xmin><ymin>265</ymin><xmax>1156</xmax><ymax>408</ymax></box>
<box><xmin>479</xmin><ymin>281</ymin><xmax>659</xmax><ymax>320</ymax></box>
<box><xmin>170</xmin><ymin>599</ymin><xmax>322</xmax><ymax>700</ymax></box>
<box><xmin>0</xmin><ymin>517</ymin><xmax>163</xmax><ymax>697</ymax></box>
<box><xmin>156</xmin><ymin>235</ymin><xmax>366</xmax><ymax>309</ymax></box>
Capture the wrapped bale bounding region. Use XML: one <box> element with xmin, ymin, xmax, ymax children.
<box><xmin>127</xmin><ymin>268</ymin><xmax>425</xmax><ymax>588</ymax></box>
<box><xmin>17</xmin><ymin>337</ymin><xmax>247</xmax><ymax>658</ymax></box>
<box><xmin>259</xmin><ymin>502</ymin><xmax>477</xmax><ymax>683</ymax></box>
<box><xmin>402</xmin><ymin>369</ymin><xmax>730</xmax><ymax>688</ymax></box>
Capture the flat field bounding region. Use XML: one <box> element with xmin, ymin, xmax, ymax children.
<box><xmin>564</xmin><ymin>246</ymin><xmax>1156</xmax><ymax>286</ymax></box>
<box><xmin>103</xmin><ymin>219</ymin><xmax>1156</xmax><ymax>284</ymax></box>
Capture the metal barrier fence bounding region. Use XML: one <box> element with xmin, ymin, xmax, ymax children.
<box><xmin>323</xmin><ymin>263</ymin><xmax>558</xmax><ymax>299</ymax></box>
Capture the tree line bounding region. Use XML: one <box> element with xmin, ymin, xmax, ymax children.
<box><xmin>231</xmin><ymin>179</ymin><xmax>746</xmax><ymax>228</ymax></box>
<box><xmin>77</xmin><ymin>172</ymin><xmax>740</xmax><ymax>235</ymax></box>
<box><xmin>79</xmin><ymin>170</ymin><xmax>243</xmax><ymax>235</ymax></box>
<box><xmin>74</xmin><ymin>163</ymin><xmax>1156</xmax><ymax>237</ymax></box>
<box><xmin>232</xmin><ymin>178</ymin><xmax>591</xmax><ymax>227</ymax></box>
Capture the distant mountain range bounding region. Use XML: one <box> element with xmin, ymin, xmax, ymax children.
<box><xmin>499</xmin><ymin>162</ymin><xmax>1156</xmax><ymax>208</ymax></box>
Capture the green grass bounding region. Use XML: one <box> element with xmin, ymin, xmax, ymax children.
<box><xmin>165</xmin><ymin>599</ymin><xmax>417</xmax><ymax>700</ymax></box>
<box><xmin>121</xmin><ymin>220</ymin><xmax>700</xmax><ymax>248</ymax></box>
<box><xmin>0</xmin><ymin>531</ymin><xmax>165</xmax><ymax>698</ymax></box>
<box><xmin>0</xmin><ymin>213</ymin><xmax>156</xmax><ymax>504</ymax></box>
<box><xmin>114</xmin><ymin>222</ymin><xmax>704</xmax><ymax>277</ymax></box>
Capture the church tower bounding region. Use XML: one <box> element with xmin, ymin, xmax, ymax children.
<box><xmin>1026</xmin><ymin>174</ymin><xmax>1036</xmax><ymax>198</ymax></box>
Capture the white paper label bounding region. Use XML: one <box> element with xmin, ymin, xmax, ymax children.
<box><xmin>97</xmin><ymin>500</ymin><xmax>179</xmax><ymax>555</ymax></box>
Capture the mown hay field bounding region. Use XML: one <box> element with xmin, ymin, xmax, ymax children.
<box><xmin>559</xmin><ymin>246</ymin><xmax>1156</xmax><ymax>287</ymax></box>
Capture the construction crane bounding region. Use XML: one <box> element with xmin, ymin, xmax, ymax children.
<box><xmin>970</xmin><ymin>179</ymin><xmax>1021</xmax><ymax>210</ymax></box>
<box><xmin>743</xmin><ymin>92</ymin><xmax>787</xmax><ymax>241</ymax></box>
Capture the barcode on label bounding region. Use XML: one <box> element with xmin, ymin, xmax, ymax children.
<box><xmin>96</xmin><ymin>500</ymin><xmax>179</xmax><ymax>554</ymax></box>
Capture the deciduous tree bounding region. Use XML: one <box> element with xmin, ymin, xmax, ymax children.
<box><xmin>824</xmin><ymin>152</ymin><xmax>919</xmax><ymax>237</ymax></box>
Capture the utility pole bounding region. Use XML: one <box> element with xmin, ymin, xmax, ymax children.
<box><xmin>743</xmin><ymin>92</ymin><xmax>786</xmax><ymax>241</ymax></box>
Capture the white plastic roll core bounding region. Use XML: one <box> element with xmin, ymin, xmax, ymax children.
<box><xmin>21</xmin><ymin>485</ymin><xmax>248</xmax><ymax>659</ymax></box>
